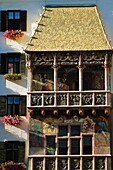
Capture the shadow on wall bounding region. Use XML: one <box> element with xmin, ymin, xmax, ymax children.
<box><xmin>0</xmin><ymin>116</ymin><xmax>28</xmax><ymax>141</ymax></box>
<box><xmin>0</xmin><ymin>75</ymin><xmax>27</xmax><ymax>95</ymax></box>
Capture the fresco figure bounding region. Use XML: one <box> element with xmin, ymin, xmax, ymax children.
<box><xmin>96</xmin><ymin>116</ymin><xmax>109</xmax><ymax>144</ymax></box>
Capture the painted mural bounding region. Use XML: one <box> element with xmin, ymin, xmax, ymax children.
<box><xmin>29</xmin><ymin>114</ymin><xmax>110</xmax><ymax>155</ymax></box>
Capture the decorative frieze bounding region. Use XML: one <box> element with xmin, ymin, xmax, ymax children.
<box><xmin>28</xmin><ymin>51</ymin><xmax>111</xmax><ymax>67</ymax></box>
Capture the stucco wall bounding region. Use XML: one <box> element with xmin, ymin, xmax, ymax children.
<box><xmin>0</xmin><ymin>116</ymin><xmax>28</xmax><ymax>141</ymax></box>
<box><xmin>0</xmin><ymin>1</ymin><xmax>45</xmax><ymax>53</ymax></box>
<box><xmin>0</xmin><ymin>75</ymin><xmax>27</xmax><ymax>95</ymax></box>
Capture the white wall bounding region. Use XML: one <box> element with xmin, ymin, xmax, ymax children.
<box><xmin>0</xmin><ymin>1</ymin><xmax>45</xmax><ymax>53</ymax></box>
<box><xmin>0</xmin><ymin>75</ymin><xmax>27</xmax><ymax>95</ymax></box>
<box><xmin>0</xmin><ymin>116</ymin><xmax>28</xmax><ymax>141</ymax></box>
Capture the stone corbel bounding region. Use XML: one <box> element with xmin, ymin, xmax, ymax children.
<box><xmin>104</xmin><ymin>108</ymin><xmax>110</xmax><ymax>116</ymax></box>
<box><xmin>41</xmin><ymin>110</ymin><xmax>45</xmax><ymax>116</ymax></box>
<box><xmin>53</xmin><ymin>110</ymin><xmax>58</xmax><ymax>115</ymax></box>
<box><xmin>92</xmin><ymin>109</ymin><xmax>96</xmax><ymax>116</ymax></box>
<box><xmin>79</xmin><ymin>109</ymin><xmax>84</xmax><ymax>116</ymax></box>
<box><xmin>28</xmin><ymin>109</ymin><xmax>34</xmax><ymax>118</ymax></box>
<box><xmin>66</xmin><ymin>109</ymin><xmax>70</xmax><ymax>115</ymax></box>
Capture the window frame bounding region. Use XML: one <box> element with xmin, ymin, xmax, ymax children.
<box><xmin>1</xmin><ymin>10</ymin><xmax>27</xmax><ymax>31</ymax></box>
<box><xmin>7</xmin><ymin>95</ymin><xmax>20</xmax><ymax>116</ymax></box>
<box><xmin>44</xmin><ymin>124</ymin><xmax>94</xmax><ymax>156</ymax></box>
<box><xmin>0</xmin><ymin>53</ymin><xmax>21</xmax><ymax>74</ymax></box>
<box><xmin>8</xmin><ymin>56</ymin><xmax>20</xmax><ymax>74</ymax></box>
<box><xmin>32</xmin><ymin>124</ymin><xmax>109</xmax><ymax>169</ymax></box>
<box><xmin>5</xmin><ymin>141</ymin><xmax>19</xmax><ymax>163</ymax></box>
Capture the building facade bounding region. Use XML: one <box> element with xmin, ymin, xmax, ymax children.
<box><xmin>0</xmin><ymin>0</ymin><xmax>113</xmax><ymax>170</ymax></box>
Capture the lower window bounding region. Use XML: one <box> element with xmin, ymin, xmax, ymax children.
<box><xmin>6</xmin><ymin>141</ymin><xmax>19</xmax><ymax>162</ymax></box>
<box><xmin>0</xmin><ymin>141</ymin><xmax>25</xmax><ymax>163</ymax></box>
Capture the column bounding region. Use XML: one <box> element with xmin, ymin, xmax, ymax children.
<box><xmin>26</xmin><ymin>54</ymin><xmax>34</xmax><ymax>108</ymax></box>
<box><xmin>53</xmin><ymin>54</ymin><xmax>59</xmax><ymax>91</ymax></box>
<box><xmin>78</xmin><ymin>55</ymin><xmax>84</xmax><ymax>91</ymax></box>
<box><xmin>26</xmin><ymin>55</ymin><xmax>33</xmax><ymax>92</ymax></box>
<box><xmin>104</xmin><ymin>54</ymin><xmax>108</xmax><ymax>91</ymax></box>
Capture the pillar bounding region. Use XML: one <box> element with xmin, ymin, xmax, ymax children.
<box><xmin>53</xmin><ymin>54</ymin><xmax>59</xmax><ymax>91</ymax></box>
<box><xmin>104</xmin><ymin>54</ymin><xmax>108</xmax><ymax>91</ymax></box>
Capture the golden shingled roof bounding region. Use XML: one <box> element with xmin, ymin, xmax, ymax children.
<box><xmin>25</xmin><ymin>6</ymin><xmax>111</xmax><ymax>52</ymax></box>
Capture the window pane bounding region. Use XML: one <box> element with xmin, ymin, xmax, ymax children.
<box><xmin>13</xmin><ymin>142</ymin><xmax>18</xmax><ymax>149</ymax></box>
<box><xmin>46</xmin><ymin>136</ymin><xmax>55</xmax><ymax>155</ymax></box>
<box><xmin>59</xmin><ymin>126</ymin><xmax>68</xmax><ymax>136</ymax></box>
<box><xmin>6</xmin><ymin>151</ymin><xmax>13</xmax><ymax>161</ymax></box>
<box><xmin>15</xmin><ymin>12</ymin><xmax>20</xmax><ymax>19</ymax></box>
<box><xmin>8</xmin><ymin>96</ymin><xmax>13</xmax><ymax>104</ymax></box>
<box><xmin>58</xmin><ymin>139</ymin><xmax>68</xmax><ymax>155</ymax></box>
<box><xmin>14</xmin><ymin>150</ymin><xmax>18</xmax><ymax>162</ymax></box>
<box><xmin>14</xmin><ymin>96</ymin><xmax>20</xmax><ymax>104</ymax></box>
<box><xmin>15</xmin><ymin>57</ymin><xmax>20</xmax><ymax>62</ymax></box>
<box><xmin>14</xmin><ymin>63</ymin><xmax>19</xmax><ymax>73</ymax></box>
<box><xmin>71</xmin><ymin>139</ymin><xmax>80</xmax><ymax>155</ymax></box>
<box><xmin>71</xmin><ymin>126</ymin><xmax>80</xmax><ymax>136</ymax></box>
<box><xmin>8</xmin><ymin>12</ymin><xmax>14</xmax><ymax>19</ymax></box>
<box><xmin>14</xmin><ymin>105</ymin><xmax>20</xmax><ymax>115</ymax></box>
<box><xmin>8</xmin><ymin>63</ymin><xmax>13</xmax><ymax>74</ymax></box>
<box><xmin>83</xmin><ymin>135</ymin><xmax>92</xmax><ymax>155</ymax></box>
<box><xmin>6</xmin><ymin>142</ymin><xmax>19</xmax><ymax>163</ymax></box>
<box><xmin>9</xmin><ymin>58</ymin><xmax>14</xmax><ymax>62</ymax></box>
<box><xmin>7</xmin><ymin>105</ymin><xmax>13</xmax><ymax>115</ymax></box>
<box><xmin>6</xmin><ymin>142</ymin><xmax>13</xmax><ymax>149</ymax></box>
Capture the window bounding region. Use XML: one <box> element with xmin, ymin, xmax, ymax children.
<box><xmin>0</xmin><ymin>141</ymin><xmax>25</xmax><ymax>163</ymax></box>
<box><xmin>32</xmin><ymin>124</ymin><xmax>109</xmax><ymax>170</ymax></box>
<box><xmin>83</xmin><ymin>135</ymin><xmax>92</xmax><ymax>155</ymax></box>
<box><xmin>1</xmin><ymin>10</ymin><xmax>27</xmax><ymax>31</ymax></box>
<box><xmin>8</xmin><ymin>56</ymin><xmax>20</xmax><ymax>74</ymax></box>
<box><xmin>45</xmin><ymin>125</ymin><xmax>81</xmax><ymax>156</ymax></box>
<box><xmin>46</xmin><ymin>136</ymin><xmax>55</xmax><ymax>155</ymax></box>
<box><xmin>0</xmin><ymin>95</ymin><xmax>26</xmax><ymax>117</ymax></box>
<box><xmin>6</xmin><ymin>141</ymin><xmax>19</xmax><ymax>162</ymax></box>
<box><xmin>7</xmin><ymin>96</ymin><xmax>20</xmax><ymax>115</ymax></box>
<box><xmin>0</xmin><ymin>53</ymin><xmax>23</xmax><ymax>74</ymax></box>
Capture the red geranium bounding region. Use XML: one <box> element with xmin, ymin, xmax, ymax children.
<box><xmin>3</xmin><ymin>30</ymin><xmax>24</xmax><ymax>40</ymax></box>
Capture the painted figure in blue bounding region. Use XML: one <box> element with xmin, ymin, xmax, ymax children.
<box><xmin>96</xmin><ymin>116</ymin><xmax>109</xmax><ymax>144</ymax></box>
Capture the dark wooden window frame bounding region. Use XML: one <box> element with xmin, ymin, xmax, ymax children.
<box><xmin>0</xmin><ymin>53</ymin><xmax>21</xmax><ymax>74</ymax></box>
<box><xmin>7</xmin><ymin>95</ymin><xmax>20</xmax><ymax>116</ymax></box>
<box><xmin>1</xmin><ymin>10</ymin><xmax>27</xmax><ymax>31</ymax></box>
<box><xmin>6</xmin><ymin>141</ymin><xmax>19</xmax><ymax>163</ymax></box>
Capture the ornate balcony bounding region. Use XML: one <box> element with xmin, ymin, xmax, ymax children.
<box><xmin>28</xmin><ymin>155</ymin><xmax>111</xmax><ymax>170</ymax></box>
<box><xmin>27</xmin><ymin>90</ymin><xmax>111</xmax><ymax>108</ymax></box>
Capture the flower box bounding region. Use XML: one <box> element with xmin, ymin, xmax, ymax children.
<box><xmin>1</xmin><ymin>115</ymin><xmax>22</xmax><ymax>126</ymax></box>
<box><xmin>4</xmin><ymin>73</ymin><xmax>22</xmax><ymax>81</ymax></box>
<box><xmin>0</xmin><ymin>161</ymin><xmax>26</xmax><ymax>170</ymax></box>
<box><xmin>3</xmin><ymin>30</ymin><xmax>24</xmax><ymax>40</ymax></box>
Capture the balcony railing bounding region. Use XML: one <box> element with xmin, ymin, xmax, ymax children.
<box><xmin>27</xmin><ymin>91</ymin><xmax>111</xmax><ymax>108</ymax></box>
<box><xmin>28</xmin><ymin>155</ymin><xmax>111</xmax><ymax>170</ymax></box>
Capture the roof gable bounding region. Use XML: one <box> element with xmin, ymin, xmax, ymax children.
<box><xmin>25</xmin><ymin>6</ymin><xmax>111</xmax><ymax>52</ymax></box>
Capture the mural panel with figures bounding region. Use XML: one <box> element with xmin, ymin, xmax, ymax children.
<box><xmin>29</xmin><ymin>114</ymin><xmax>110</xmax><ymax>155</ymax></box>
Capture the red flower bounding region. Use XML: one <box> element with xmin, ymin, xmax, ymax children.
<box><xmin>3</xmin><ymin>30</ymin><xmax>24</xmax><ymax>40</ymax></box>
<box><xmin>1</xmin><ymin>115</ymin><xmax>22</xmax><ymax>126</ymax></box>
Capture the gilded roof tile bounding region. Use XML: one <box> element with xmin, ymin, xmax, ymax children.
<box><xmin>25</xmin><ymin>6</ymin><xmax>111</xmax><ymax>52</ymax></box>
